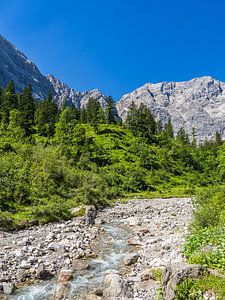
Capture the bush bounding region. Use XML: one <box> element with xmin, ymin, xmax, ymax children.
<box><xmin>175</xmin><ymin>275</ymin><xmax>225</xmax><ymax>300</ymax></box>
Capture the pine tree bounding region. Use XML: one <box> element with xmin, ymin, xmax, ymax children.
<box><xmin>35</xmin><ymin>92</ymin><xmax>58</xmax><ymax>137</ymax></box>
<box><xmin>105</xmin><ymin>96</ymin><xmax>116</xmax><ymax>124</ymax></box>
<box><xmin>156</xmin><ymin>119</ymin><xmax>163</xmax><ymax>134</ymax></box>
<box><xmin>177</xmin><ymin>127</ymin><xmax>189</xmax><ymax>145</ymax></box>
<box><xmin>55</xmin><ymin>107</ymin><xmax>78</xmax><ymax>143</ymax></box>
<box><xmin>165</xmin><ymin>120</ymin><xmax>174</xmax><ymax>138</ymax></box>
<box><xmin>86</xmin><ymin>98</ymin><xmax>105</xmax><ymax>130</ymax></box>
<box><xmin>139</xmin><ymin>103</ymin><xmax>156</xmax><ymax>140</ymax></box>
<box><xmin>0</xmin><ymin>87</ymin><xmax>2</xmax><ymax>108</ymax></box>
<box><xmin>8</xmin><ymin>109</ymin><xmax>25</xmax><ymax>138</ymax></box>
<box><xmin>0</xmin><ymin>81</ymin><xmax>18</xmax><ymax>125</ymax></box>
<box><xmin>18</xmin><ymin>85</ymin><xmax>35</xmax><ymax>136</ymax></box>
<box><xmin>126</xmin><ymin>102</ymin><xmax>156</xmax><ymax>141</ymax></box>
<box><xmin>80</xmin><ymin>107</ymin><xmax>87</xmax><ymax>123</ymax></box>
<box><xmin>215</xmin><ymin>131</ymin><xmax>222</xmax><ymax>147</ymax></box>
<box><xmin>125</xmin><ymin>101</ymin><xmax>139</xmax><ymax>135</ymax></box>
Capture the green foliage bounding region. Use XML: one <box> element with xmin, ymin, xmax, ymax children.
<box><xmin>155</xmin><ymin>287</ymin><xmax>164</xmax><ymax>300</ymax></box>
<box><xmin>152</xmin><ymin>268</ymin><xmax>163</xmax><ymax>281</ymax></box>
<box><xmin>125</xmin><ymin>102</ymin><xmax>156</xmax><ymax>141</ymax></box>
<box><xmin>0</xmin><ymin>81</ymin><xmax>224</xmax><ymax>230</ymax></box>
<box><xmin>35</xmin><ymin>92</ymin><xmax>58</xmax><ymax>137</ymax></box>
<box><xmin>0</xmin><ymin>81</ymin><xmax>18</xmax><ymax>125</ymax></box>
<box><xmin>184</xmin><ymin>187</ymin><xmax>225</xmax><ymax>270</ymax></box>
<box><xmin>18</xmin><ymin>85</ymin><xmax>35</xmax><ymax>136</ymax></box>
<box><xmin>175</xmin><ymin>275</ymin><xmax>225</xmax><ymax>300</ymax></box>
<box><xmin>184</xmin><ymin>227</ymin><xmax>225</xmax><ymax>270</ymax></box>
<box><xmin>105</xmin><ymin>96</ymin><xmax>117</xmax><ymax>124</ymax></box>
<box><xmin>55</xmin><ymin>107</ymin><xmax>78</xmax><ymax>144</ymax></box>
<box><xmin>86</xmin><ymin>98</ymin><xmax>105</xmax><ymax>130</ymax></box>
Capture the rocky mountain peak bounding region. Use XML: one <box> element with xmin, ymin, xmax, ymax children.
<box><xmin>46</xmin><ymin>74</ymin><xmax>82</xmax><ymax>108</ymax></box>
<box><xmin>116</xmin><ymin>76</ymin><xmax>225</xmax><ymax>142</ymax></box>
<box><xmin>1</xmin><ymin>34</ymin><xmax>225</xmax><ymax>141</ymax></box>
<box><xmin>0</xmin><ymin>35</ymin><xmax>55</xmax><ymax>99</ymax></box>
<box><xmin>0</xmin><ymin>34</ymin><xmax>112</xmax><ymax>111</ymax></box>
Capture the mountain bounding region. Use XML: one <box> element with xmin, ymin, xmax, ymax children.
<box><xmin>47</xmin><ymin>74</ymin><xmax>111</xmax><ymax>110</ymax></box>
<box><xmin>117</xmin><ymin>76</ymin><xmax>225</xmax><ymax>141</ymax></box>
<box><xmin>1</xmin><ymin>34</ymin><xmax>225</xmax><ymax>141</ymax></box>
<box><xmin>0</xmin><ymin>35</ymin><xmax>110</xmax><ymax>110</ymax></box>
<box><xmin>0</xmin><ymin>35</ymin><xmax>55</xmax><ymax>99</ymax></box>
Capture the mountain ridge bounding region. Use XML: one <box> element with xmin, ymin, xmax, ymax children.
<box><xmin>116</xmin><ymin>76</ymin><xmax>225</xmax><ymax>141</ymax></box>
<box><xmin>1</xmin><ymin>34</ymin><xmax>225</xmax><ymax>141</ymax></box>
<box><xmin>0</xmin><ymin>35</ymin><xmax>111</xmax><ymax>110</ymax></box>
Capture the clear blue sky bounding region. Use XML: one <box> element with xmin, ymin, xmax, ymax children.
<box><xmin>0</xmin><ymin>0</ymin><xmax>225</xmax><ymax>100</ymax></box>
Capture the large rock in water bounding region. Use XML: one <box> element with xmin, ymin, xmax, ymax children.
<box><xmin>117</xmin><ymin>76</ymin><xmax>225</xmax><ymax>142</ymax></box>
<box><xmin>102</xmin><ymin>269</ymin><xmax>133</xmax><ymax>298</ymax></box>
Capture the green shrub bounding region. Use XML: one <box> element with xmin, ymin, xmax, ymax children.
<box><xmin>175</xmin><ymin>275</ymin><xmax>225</xmax><ymax>300</ymax></box>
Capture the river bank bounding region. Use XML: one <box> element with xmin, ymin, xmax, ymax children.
<box><xmin>0</xmin><ymin>198</ymin><xmax>193</xmax><ymax>299</ymax></box>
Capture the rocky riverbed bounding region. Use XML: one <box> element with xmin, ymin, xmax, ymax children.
<box><xmin>0</xmin><ymin>198</ymin><xmax>193</xmax><ymax>299</ymax></box>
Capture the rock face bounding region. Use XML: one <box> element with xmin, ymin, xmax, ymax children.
<box><xmin>117</xmin><ymin>76</ymin><xmax>225</xmax><ymax>142</ymax></box>
<box><xmin>47</xmin><ymin>74</ymin><xmax>112</xmax><ymax>110</ymax></box>
<box><xmin>0</xmin><ymin>35</ymin><xmax>113</xmax><ymax>111</ymax></box>
<box><xmin>0</xmin><ymin>35</ymin><xmax>55</xmax><ymax>99</ymax></box>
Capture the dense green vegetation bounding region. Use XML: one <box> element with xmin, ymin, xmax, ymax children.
<box><xmin>0</xmin><ymin>81</ymin><xmax>223</xmax><ymax>231</ymax></box>
<box><xmin>175</xmin><ymin>275</ymin><xmax>225</xmax><ymax>300</ymax></box>
<box><xmin>178</xmin><ymin>154</ymin><xmax>225</xmax><ymax>297</ymax></box>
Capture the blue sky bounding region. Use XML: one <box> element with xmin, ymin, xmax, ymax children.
<box><xmin>0</xmin><ymin>0</ymin><xmax>225</xmax><ymax>100</ymax></box>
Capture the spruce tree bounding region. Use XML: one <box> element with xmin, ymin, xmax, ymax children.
<box><xmin>177</xmin><ymin>127</ymin><xmax>189</xmax><ymax>145</ymax></box>
<box><xmin>80</xmin><ymin>107</ymin><xmax>87</xmax><ymax>123</ymax></box>
<box><xmin>125</xmin><ymin>101</ymin><xmax>139</xmax><ymax>135</ymax></box>
<box><xmin>19</xmin><ymin>85</ymin><xmax>35</xmax><ymax>136</ymax></box>
<box><xmin>55</xmin><ymin>107</ymin><xmax>78</xmax><ymax>143</ymax></box>
<box><xmin>105</xmin><ymin>96</ymin><xmax>116</xmax><ymax>124</ymax></box>
<box><xmin>126</xmin><ymin>102</ymin><xmax>156</xmax><ymax>141</ymax></box>
<box><xmin>35</xmin><ymin>92</ymin><xmax>58</xmax><ymax>137</ymax></box>
<box><xmin>165</xmin><ymin>120</ymin><xmax>174</xmax><ymax>138</ymax></box>
<box><xmin>86</xmin><ymin>98</ymin><xmax>105</xmax><ymax>130</ymax></box>
<box><xmin>0</xmin><ymin>81</ymin><xmax>18</xmax><ymax>125</ymax></box>
<box><xmin>215</xmin><ymin>131</ymin><xmax>222</xmax><ymax>147</ymax></box>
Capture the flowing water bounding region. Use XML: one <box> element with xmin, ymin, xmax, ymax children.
<box><xmin>10</xmin><ymin>221</ymin><xmax>132</xmax><ymax>300</ymax></box>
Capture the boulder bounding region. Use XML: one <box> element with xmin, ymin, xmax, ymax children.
<box><xmin>36</xmin><ymin>264</ymin><xmax>53</xmax><ymax>280</ymax></box>
<box><xmin>57</xmin><ymin>269</ymin><xmax>73</xmax><ymax>284</ymax></box>
<box><xmin>103</xmin><ymin>269</ymin><xmax>129</xmax><ymax>298</ymax></box>
<box><xmin>85</xmin><ymin>294</ymin><xmax>102</xmax><ymax>300</ymax></box>
<box><xmin>47</xmin><ymin>242</ymin><xmax>64</xmax><ymax>252</ymax></box>
<box><xmin>128</xmin><ymin>237</ymin><xmax>142</xmax><ymax>246</ymax></box>
<box><xmin>19</xmin><ymin>260</ymin><xmax>31</xmax><ymax>269</ymax></box>
<box><xmin>85</xmin><ymin>206</ymin><xmax>97</xmax><ymax>225</ymax></box>
<box><xmin>72</xmin><ymin>259</ymin><xmax>90</xmax><ymax>271</ymax></box>
<box><xmin>124</xmin><ymin>253</ymin><xmax>140</xmax><ymax>266</ymax></box>
<box><xmin>126</xmin><ymin>217</ymin><xmax>139</xmax><ymax>226</ymax></box>
<box><xmin>140</xmin><ymin>269</ymin><xmax>155</xmax><ymax>281</ymax></box>
<box><xmin>2</xmin><ymin>282</ymin><xmax>15</xmax><ymax>295</ymax></box>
